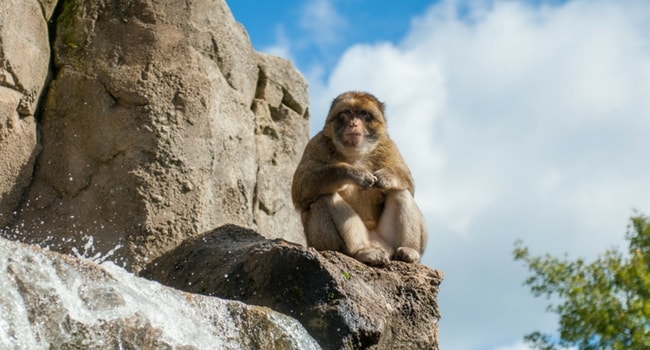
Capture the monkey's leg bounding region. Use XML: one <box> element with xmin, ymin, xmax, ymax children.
<box><xmin>329</xmin><ymin>193</ymin><xmax>391</xmax><ymax>266</ymax></box>
<box><xmin>305</xmin><ymin>195</ymin><xmax>346</xmax><ymax>252</ymax></box>
<box><xmin>376</xmin><ymin>190</ymin><xmax>427</xmax><ymax>263</ymax></box>
<box><xmin>310</xmin><ymin>193</ymin><xmax>390</xmax><ymax>266</ymax></box>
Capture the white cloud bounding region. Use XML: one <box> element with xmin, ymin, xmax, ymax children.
<box><xmin>257</xmin><ymin>0</ymin><xmax>347</xmax><ymax>88</ymax></box>
<box><xmin>493</xmin><ymin>341</ymin><xmax>533</xmax><ymax>350</ymax></box>
<box><xmin>260</xmin><ymin>25</ymin><xmax>295</xmax><ymax>62</ymax></box>
<box><xmin>314</xmin><ymin>1</ymin><xmax>650</xmax><ymax>349</ymax></box>
<box><xmin>494</xmin><ymin>340</ymin><xmax>577</xmax><ymax>350</ymax></box>
<box><xmin>298</xmin><ymin>0</ymin><xmax>347</xmax><ymax>48</ymax></box>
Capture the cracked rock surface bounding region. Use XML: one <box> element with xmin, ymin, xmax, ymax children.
<box><xmin>0</xmin><ymin>0</ymin><xmax>309</xmax><ymax>272</ymax></box>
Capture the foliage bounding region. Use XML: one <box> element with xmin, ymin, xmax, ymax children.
<box><xmin>513</xmin><ymin>214</ymin><xmax>650</xmax><ymax>350</ymax></box>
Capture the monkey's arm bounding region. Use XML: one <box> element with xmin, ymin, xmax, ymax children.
<box><xmin>292</xmin><ymin>134</ymin><xmax>375</xmax><ymax>211</ymax></box>
<box><xmin>292</xmin><ymin>161</ymin><xmax>375</xmax><ymax>211</ymax></box>
<box><xmin>373</xmin><ymin>168</ymin><xmax>413</xmax><ymax>191</ymax></box>
<box><xmin>370</xmin><ymin>139</ymin><xmax>415</xmax><ymax>194</ymax></box>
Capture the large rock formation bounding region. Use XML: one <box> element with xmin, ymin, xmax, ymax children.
<box><xmin>0</xmin><ymin>0</ymin><xmax>56</xmax><ymax>229</ymax></box>
<box><xmin>0</xmin><ymin>0</ymin><xmax>309</xmax><ymax>271</ymax></box>
<box><xmin>0</xmin><ymin>236</ymin><xmax>320</xmax><ymax>349</ymax></box>
<box><xmin>0</xmin><ymin>1</ymin><xmax>443</xmax><ymax>349</ymax></box>
<box><xmin>142</xmin><ymin>225</ymin><xmax>443</xmax><ymax>350</ymax></box>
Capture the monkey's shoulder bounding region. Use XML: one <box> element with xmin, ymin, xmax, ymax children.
<box><xmin>307</xmin><ymin>131</ymin><xmax>332</xmax><ymax>147</ymax></box>
<box><xmin>369</xmin><ymin>140</ymin><xmax>409</xmax><ymax>168</ymax></box>
<box><xmin>300</xmin><ymin>132</ymin><xmax>338</xmax><ymax>161</ymax></box>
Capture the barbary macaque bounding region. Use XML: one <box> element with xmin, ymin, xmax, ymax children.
<box><xmin>291</xmin><ymin>91</ymin><xmax>427</xmax><ymax>266</ymax></box>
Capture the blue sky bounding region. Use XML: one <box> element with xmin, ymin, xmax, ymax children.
<box><xmin>231</xmin><ymin>0</ymin><xmax>433</xmax><ymax>74</ymax></box>
<box><xmin>229</xmin><ymin>1</ymin><xmax>650</xmax><ymax>349</ymax></box>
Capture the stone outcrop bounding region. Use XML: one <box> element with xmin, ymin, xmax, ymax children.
<box><xmin>0</xmin><ymin>236</ymin><xmax>320</xmax><ymax>349</ymax></box>
<box><xmin>0</xmin><ymin>0</ymin><xmax>309</xmax><ymax>271</ymax></box>
<box><xmin>0</xmin><ymin>1</ymin><xmax>443</xmax><ymax>349</ymax></box>
<box><xmin>142</xmin><ymin>225</ymin><xmax>443</xmax><ymax>350</ymax></box>
<box><xmin>0</xmin><ymin>0</ymin><xmax>56</xmax><ymax>228</ymax></box>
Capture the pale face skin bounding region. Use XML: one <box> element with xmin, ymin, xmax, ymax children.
<box><xmin>331</xmin><ymin>109</ymin><xmax>378</xmax><ymax>160</ymax></box>
<box><xmin>338</xmin><ymin>109</ymin><xmax>373</xmax><ymax>147</ymax></box>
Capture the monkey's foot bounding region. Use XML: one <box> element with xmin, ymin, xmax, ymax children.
<box><xmin>354</xmin><ymin>247</ymin><xmax>390</xmax><ymax>267</ymax></box>
<box><xmin>394</xmin><ymin>247</ymin><xmax>421</xmax><ymax>263</ymax></box>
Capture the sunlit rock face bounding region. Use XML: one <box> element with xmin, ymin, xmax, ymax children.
<box><xmin>0</xmin><ymin>2</ymin><xmax>443</xmax><ymax>350</ymax></box>
<box><xmin>142</xmin><ymin>225</ymin><xmax>444</xmax><ymax>350</ymax></box>
<box><xmin>0</xmin><ymin>0</ymin><xmax>54</xmax><ymax>229</ymax></box>
<box><xmin>0</xmin><ymin>236</ymin><xmax>320</xmax><ymax>349</ymax></box>
<box><xmin>0</xmin><ymin>0</ymin><xmax>309</xmax><ymax>271</ymax></box>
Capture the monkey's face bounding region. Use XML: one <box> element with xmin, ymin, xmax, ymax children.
<box><xmin>324</xmin><ymin>91</ymin><xmax>387</xmax><ymax>158</ymax></box>
<box><xmin>335</xmin><ymin>109</ymin><xmax>374</xmax><ymax>145</ymax></box>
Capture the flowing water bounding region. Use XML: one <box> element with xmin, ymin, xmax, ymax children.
<box><xmin>0</xmin><ymin>236</ymin><xmax>320</xmax><ymax>349</ymax></box>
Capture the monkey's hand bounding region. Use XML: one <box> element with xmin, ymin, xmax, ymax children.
<box><xmin>372</xmin><ymin>168</ymin><xmax>396</xmax><ymax>190</ymax></box>
<box><xmin>348</xmin><ymin>168</ymin><xmax>377</xmax><ymax>189</ymax></box>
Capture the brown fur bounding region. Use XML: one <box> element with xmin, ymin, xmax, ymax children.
<box><xmin>291</xmin><ymin>91</ymin><xmax>427</xmax><ymax>266</ymax></box>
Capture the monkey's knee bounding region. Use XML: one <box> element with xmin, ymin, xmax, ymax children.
<box><xmin>384</xmin><ymin>189</ymin><xmax>417</xmax><ymax>209</ymax></box>
<box><xmin>380</xmin><ymin>189</ymin><xmax>427</xmax><ymax>257</ymax></box>
<box><xmin>305</xmin><ymin>193</ymin><xmax>375</xmax><ymax>261</ymax></box>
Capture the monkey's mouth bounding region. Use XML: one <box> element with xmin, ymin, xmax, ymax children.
<box><xmin>344</xmin><ymin>132</ymin><xmax>364</xmax><ymax>146</ymax></box>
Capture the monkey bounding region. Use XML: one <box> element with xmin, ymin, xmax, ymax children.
<box><xmin>291</xmin><ymin>91</ymin><xmax>427</xmax><ymax>266</ymax></box>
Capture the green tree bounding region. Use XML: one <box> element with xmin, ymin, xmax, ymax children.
<box><xmin>513</xmin><ymin>214</ymin><xmax>650</xmax><ymax>350</ymax></box>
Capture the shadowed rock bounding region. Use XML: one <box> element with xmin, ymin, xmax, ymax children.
<box><xmin>141</xmin><ymin>225</ymin><xmax>443</xmax><ymax>350</ymax></box>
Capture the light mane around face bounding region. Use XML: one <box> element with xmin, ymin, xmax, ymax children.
<box><xmin>324</xmin><ymin>91</ymin><xmax>387</xmax><ymax>160</ymax></box>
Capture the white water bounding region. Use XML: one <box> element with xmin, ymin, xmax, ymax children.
<box><xmin>0</xmin><ymin>237</ymin><xmax>320</xmax><ymax>349</ymax></box>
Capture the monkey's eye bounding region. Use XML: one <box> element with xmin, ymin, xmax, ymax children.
<box><xmin>355</xmin><ymin>110</ymin><xmax>373</xmax><ymax>122</ymax></box>
<box><xmin>336</xmin><ymin>110</ymin><xmax>352</xmax><ymax>123</ymax></box>
<box><xmin>337</xmin><ymin>109</ymin><xmax>373</xmax><ymax>123</ymax></box>
<box><xmin>338</xmin><ymin>110</ymin><xmax>352</xmax><ymax>118</ymax></box>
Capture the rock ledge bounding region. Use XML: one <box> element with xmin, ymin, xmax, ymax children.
<box><xmin>142</xmin><ymin>225</ymin><xmax>443</xmax><ymax>350</ymax></box>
